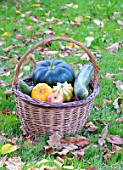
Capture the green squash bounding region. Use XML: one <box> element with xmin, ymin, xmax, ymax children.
<box><xmin>18</xmin><ymin>80</ymin><xmax>33</xmax><ymax>95</ymax></box>
<box><xmin>74</xmin><ymin>63</ymin><xmax>94</xmax><ymax>99</ymax></box>
<box><xmin>32</xmin><ymin>59</ymin><xmax>75</xmax><ymax>86</ymax></box>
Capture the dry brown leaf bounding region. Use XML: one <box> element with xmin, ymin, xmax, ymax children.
<box><xmin>106</xmin><ymin>42</ymin><xmax>119</xmax><ymax>53</ymax></box>
<box><xmin>65</xmin><ymin>135</ymin><xmax>90</xmax><ymax>147</ymax></box>
<box><xmin>39</xmin><ymin>166</ymin><xmax>56</xmax><ymax>170</ymax></box>
<box><xmin>118</xmin><ymin>68</ymin><xmax>123</xmax><ymax>74</ymax></box>
<box><xmin>30</xmin><ymin>16</ymin><xmax>39</xmax><ymax>22</ymax></box>
<box><xmin>86</xmin><ymin>167</ymin><xmax>97</xmax><ymax>170</ymax></box>
<box><xmin>0</xmin><ymin>136</ymin><xmax>6</xmax><ymax>143</ymax></box>
<box><xmin>112</xmin><ymin>143</ymin><xmax>122</xmax><ymax>151</ymax></box>
<box><xmin>52</xmin><ymin>148</ymin><xmax>70</xmax><ymax>157</ymax></box>
<box><xmin>28</xmin><ymin>54</ymin><xmax>37</xmax><ymax>67</ymax></box>
<box><xmin>81</xmin><ymin>53</ymin><xmax>89</xmax><ymax>61</ymax></box>
<box><xmin>117</xmin><ymin>20</ymin><xmax>123</xmax><ymax>26</ymax></box>
<box><xmin>84</xmin><ymin>36</ymin><xmax>94</xmax><ymax>47</ymax></box>
<box><xmin>103</xmin><ymin>99</ymin><xmax>111</xmax><ymax>107</ymax></box>
<box><xmin>106</xmin><ymin>136</ymin><xmax>123</xmax><ymax>145</ymax></box>
<box><xmin>113</xmin><ymin>80</ymin><xmax>123</xmax><ymax>90</ymax></box>
<box><xmin>93</xmin><ymin>19</ymin><xmax>104</xmax><ymax>28</ymax></box>
<box><xmin>85</xmin><ymin>121</ymin><xmax>98</xmax><ymax>132</ymax></box>
<box><xmin>0</xmin><ymin>156</ymin><xmax>24</xmax><ymax>170</ymax></box>
<box><xmin>98</xmin><ymin>125</ymin><xmax>108</xmax><ymax>146</ymax></box>
<box><xmin>3</xmin><ymin>45</ymin><xmax>13</xmax><ymax>52</ymax></box>
<box><xmin>47</xmin><ymin>131</ymin><xmax>62</xmax><ymax>149</ymax></box>
<box><xmin>15</xmin><ymin>34</ymin><xmax>23</xmax><ymax>40</ymax></box>
<box><xmin>64</xmin><ymin>143</ymin><xmax>78</xmax><ymax>151</ymax></box>
<box><xmin>113</xmin><ymin>97</ymin><xmax>122</xmax><ymax>109</ymax></box>
<box><xmin>104</xmin><ymin>152</ymin><xmax>112</xmax><ymax>163</ymax></box>
<box><xmin>105</xmin><ymin>73</ymin><xmax>115</xmax><ymax>79</ymax></box>
<box><xmin>72</xmin><ymin>149</ymin><xmax>85</xmax><ymax>158</ymax></box>
<box><xmin>116</xmin><ymin>117</ymin><xmax>123</xmax><ymax>123</ymax></box>
<box><xmin>0</xmin><ymin>41</ymin><xmax>6</xmax><ymax>46</ymax></box>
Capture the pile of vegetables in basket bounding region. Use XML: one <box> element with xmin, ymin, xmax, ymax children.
<box><xmin>18</xmin><ymin>59</ymin><xmax>94</xmax><ymax>103</ymax></box>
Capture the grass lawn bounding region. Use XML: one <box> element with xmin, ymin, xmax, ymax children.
<box><xmin>0</xmin><ymin>0</ymin><xmax>123</xmax><ymax>169</ymax></box>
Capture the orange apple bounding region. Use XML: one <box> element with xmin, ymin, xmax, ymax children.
<box><xmin>47</xmin><ymin>92</ymin><xmax>64</xmax><ymax>103</ymax></box>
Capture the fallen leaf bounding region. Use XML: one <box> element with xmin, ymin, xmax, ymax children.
<box><xmin>1</xmin><ymin>143</ymin><xmax>20</xmax><ymax>154</ymax></box>
<box><xmin>15</xmin><ymin>34</ymin><xmax>23</xmax><ymax>40</ymax></box>
<box><xmin>106</xmin><ymin>136</ymin><xmax>123</xmax><ymax>145</ymax></box>
<box><xmin>66</xmin><ymin>43</ymin><xmax>74</xmax><ymax>48</ymax></box>
<box><xmin>3</xmin><ymin>156</ymin><xmax>24</xmax><ymax>170</ymax></box>
<box><xmin>30</xmin><ymin>4</ymin><xmax>40</xmax><ymax>7</ymax></box>
<box><xmin>72</xmin><ymin>4</ymin><xmax>78</xmax><ymax>9</ymax></box>
<box><xmin>117</xmin><ymin>20</ymin><xmax>123</xmax><ymax>26</ymax></box>
<box><xmin>103</xmin><ymin>99</ymin><xmax>111</xmax><ymax>107</ymax></box>
<box><xmin>86</xmin><ymin>167</ymin><xmax>97</xmax><ymax>170</ymax></box>
<box><xmin>72</xmin><ymin>149</ymin><xmax>85</xmax><ymax>158</ymax></box>
<box><xmin>81</xmin><ymin>53</ymin><xmax>89</xmax><ymax>61</ymax></box>
<box><xmin>93</xmin><ymin>19</ymin><xmax>104</xmax><ymax>28</ymax></box>
<box><xmin>119</xmin><ymin>68</ymin><xmax>123</xmax><ymax>74</ymax></box>
<box><xmin>54</xmin><ymin>160</ymin><xmax>63</xmax><ymax>167</ymax></box>
<box><xmin>28</xmin><ymin>54</ymin><xmax>37</xmax><ymax>66</ymax></box>
<box><xmin>52</xmin><ymin>148</ymin><xmax>70</xmax><ymax>157</ymax></box>
<box><xmin>84</xmin><ymin>36</ymin><xmax>94</xmax><ymax>47</ymax></box>
<box><xmin>62</xmin><ymin>165</ymin><xmax>74</xmax><ymax>169</ymax></box>
<box><xmin>0</xmin><ymin>136</ymin><xmax>6</xmax><ymax>143</ymax></box>
<box><xmin>65</xmin><ymin>135</ymin><xmax>90</xmax><ymax>147</ymax></box>
<box><xmin>113</xmin><ymin>97</ymin><xmax>122</xmax><ymax>109</ymax></box>
<box><xmin>74</xmin><ymin>16</ymin><xmax>82</xmax><ymax>25</ymax></box>
<box><xmin>28</xmin><ymin>168</ymin><xmax>39</xmax><ymax>170</ymax></box>
<box><xmin>106</xmin><ymin>42</ymin><xmax>119</xmax><ymax>53</ymax></box>
<box><xmin>24</xmin><ymin>11</ymin><xmax>32</xmax><ymax>16</ymax></box>
<box><xmin>30</xmin><ymin>16</ymin><xmax>39</xmax><ymax>22</ymax></box>
<box><xmin>2</xmin><ymin>32</ymin><xmax>11</xmax><ymax>37</ymax></box>
<box><xmin>40</xmin><ymin>166</ymin><xmax>56</xmax><ymax>170</ymax></box>
<box><xmin>3</xmin><ymin>45</ymin><xmax>13</xmax><ymax>52</ymax></box>
<box><xmin>113</xmin><ymin>80</ymin><xmax>123</xmax><ymax>90</ymax></box>
<box><xmin>23</xmin><ymin>139</ymin><xmax>32</xmax><ymax>146</ymax></box>
<box><xmin>105</xmin><ymin>73</ymin><xmax>115</xmax><ymax>79</ymax></box>
<box><xmin>0</xmin><ymin>41</ymin><xmax>6</xmax><ymax>46</ymax></box>
<box><xmin>36</xmin><ymin>159</ymin><xmax>49</xmax><ymax>166</ymax></box>
<box><xmin>64</xmin><ymin>143</ymin><xmax>78</xmax><ymax>151</ymax></box>
<box><xmin>47</xmin><ymin>131</ymin><xmax>62</xmax><ymax>149</ymax></box>
<box><xmin>2</xmin><ymin>109</ymin><xmax>10</xmax><ymax>115</ymax></box>
<box><xmin>85</xmin><ymin>121</ymin><xmax>98</xmax><ymax>132</ymax></box>
<box><xmin>116</xmin><ymin>117</ymin><xmax>123</xmax><ymax>123</ymax></box>
<box><xmin>98</xmin><ymin>125</ymin><xmax>108</xmax><ymax>146</ymax></box>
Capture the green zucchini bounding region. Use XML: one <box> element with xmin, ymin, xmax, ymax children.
<box><xmin>74</xmin><ymin>63</ymin><xmax>94</xmax><ymax>99</ymax></box>
<box><xmin>18</xmin><ymin>80</ymin><xmax>33</xmax><ymax>95</ymax></box>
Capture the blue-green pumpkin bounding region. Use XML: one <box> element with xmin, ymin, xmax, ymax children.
<box><xmin>32</xmin><ymin>59</ymin><xmax>75</xmax><ymax>86</ymax></box>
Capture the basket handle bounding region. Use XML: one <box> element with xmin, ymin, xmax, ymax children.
<box><xmin>13</xmin><ymin>36</ymin><xmax>99</xmax><ymax>87</ymax></box>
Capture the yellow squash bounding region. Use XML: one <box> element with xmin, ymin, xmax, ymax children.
<box><xmin>31</xmin><ymin>83</ymin><xmax>53</xmax><ymax>101</ymax></box>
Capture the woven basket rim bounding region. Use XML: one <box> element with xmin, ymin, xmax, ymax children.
<box><xmin>12</xmin><ymin>75</ymin><xmax>99</xmax><ymax>108</ymax></box>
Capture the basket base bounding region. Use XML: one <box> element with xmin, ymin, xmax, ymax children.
<box><xmin>16</xmin><ymin>98</ymin><xmax>94</xmax><ymax>137</ymax></box>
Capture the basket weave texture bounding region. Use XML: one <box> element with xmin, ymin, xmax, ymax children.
<box><xmin>12</xmin><ymin>37</ymin><xmax>100</xmax><ymax>137</ymax></box>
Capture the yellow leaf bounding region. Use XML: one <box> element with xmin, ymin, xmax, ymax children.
<box><xmin>30</xmin><ymin>4</ymin><xmax>40</xmax><ymax>7</ymax></box>
<box><xmin>1</xmin><ymin>143</ymin><xmax>19</xmax><ymax>154</ymax></box>
<box><xmin>72</xmin><ymin>4</ymin><xmax>78</xmax><ymax>9</ymax></box>
<box><xmin>74</xmin><ymin>44</ymin><xmax>80</xmax><ymax>49</ymax></box>
<box><xmin>15</xmin><ymin>10</ymin><xmax>21</xmax><ymax>14</ymax></box>
<box><xmin>96</xmin><ymin>4</ymin><xmax>102</xmax><ymax>9</ymax></box>
<box><xmin>66</xmin><ymin>43</ymin><xmax>74</xmax><ymax>48</ymax></box>
<box><xmin>60</xmin><ymin>33</ymin><xmax>66</xmax><ymax>36</ymax></box>
<box><xmin>2</xmin><ymin>32</ymin><xmax>11</xmax><ymax>37</ymax></box>
<box><xmin>46</xmin><ymin>17</ymin><xmax>55</xmax><ymax>22</ymax></box>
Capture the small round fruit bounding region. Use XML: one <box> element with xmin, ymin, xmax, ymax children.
<box><xmin>47</xmin><ymin>92</ymin><xmax>64</xmax><ymax>103</ymax></box>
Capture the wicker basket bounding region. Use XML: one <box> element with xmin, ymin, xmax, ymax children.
<box><xmin>12</xmin><ymin>37</ymin><xmax>100</xmax><ymax>137</ymax></box>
